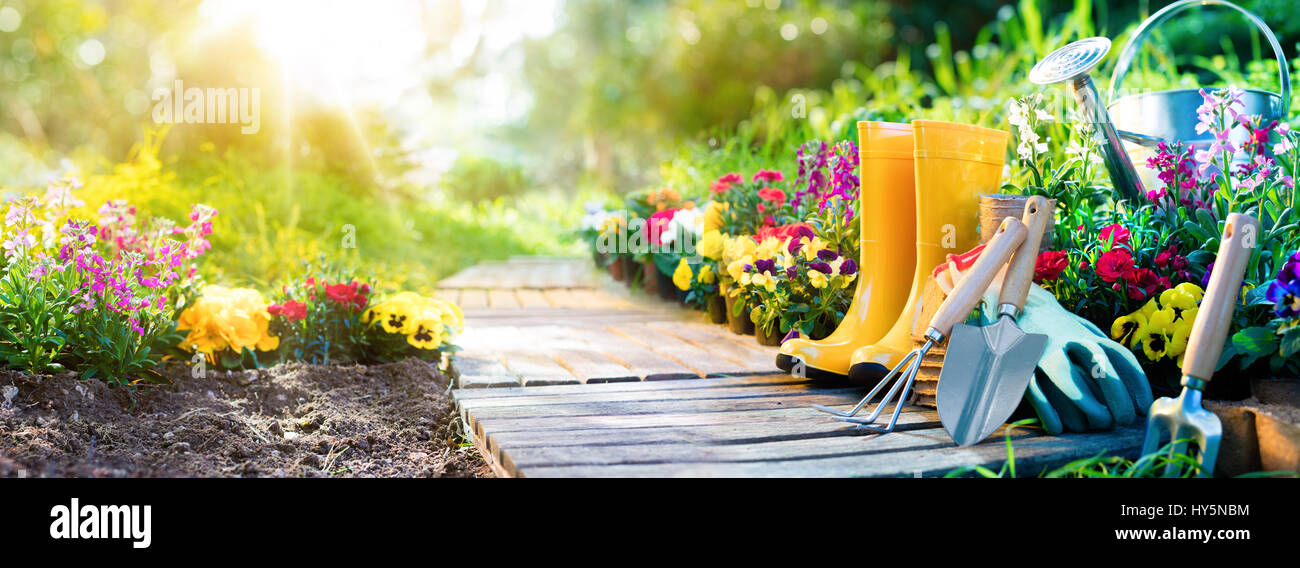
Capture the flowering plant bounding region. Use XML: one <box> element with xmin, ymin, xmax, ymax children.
<box><xmin>1109</xmin><ymin>283</ymin><xmax>1204</xmax><ymax>366</ymax></box>
<box><xmin>734</xmin><ymin>226</ymin><xmax>858</xmax><ymax>339</ymax></box>
<box><xmin>176</xmin><ymin>286</ymin><xmax>280</xmax><ymax>367</ymax></box>
<box><xmin>1230</xmin><ymin>251</ymin><xmax>1300</xmax><ymax>379</ymax></box>
<box><xmin>265</xmin><ymin>261</ymin><xmax>375</xmax><ymax>365</ymax></box>
<box><xmin>709</xmin><ymin>170</ymin><xmax>790</xmax><ymax>235</ymax></box>
<box><xmin>361</xmin><ymin>291</ymin><xmax>463</xmax><ymax>362</ymax></box>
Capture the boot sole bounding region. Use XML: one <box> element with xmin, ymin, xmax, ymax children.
<box><xmin>775</xmin><ymin>354</ymin><xmax>852</xmax><ymax>385</ymax></box>
<box><xmin>848</xmin><ymin>362</ymin><xmax>891</xmax><ymax>387</ymax></box>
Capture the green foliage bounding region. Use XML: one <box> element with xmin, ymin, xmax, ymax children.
<box><xmin>439</xmin><ymin>154</ymin><xmax>530</xmax><ymax>203</ymax></box>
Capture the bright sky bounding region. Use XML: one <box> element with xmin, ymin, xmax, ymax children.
<box><xmin>193</xmin><ymin>0</ymin><xmax>563</xmax><ymax>180</ymax></box>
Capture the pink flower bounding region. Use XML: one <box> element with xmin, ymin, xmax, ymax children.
<box><xmin>1098</xmin><ymin>224</ymin><xmax>1131</xmax><ymax>248</ymax></box>
<box><xmin>752</xmin><ymin>170</ymin><xmax>784</xmax><ymax>183</ymax></box>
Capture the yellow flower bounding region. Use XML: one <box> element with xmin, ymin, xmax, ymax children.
<box><xmin>1110</xmin><ymin>312</ymin><xmax>1147</xmax><ymax>347</ymax></box>
<box><xmin>698</xmin><ymin>230</ymin><xmax>725</xmax><ymax>260</ymax></box>
<box><xmin>703</xmin><ymin>201</ymin><xmax>727</xmax><ymax>233</ymax></box>
<box><xmin>1166</xmin><ymin>322</ymin><xmax>1191</xmax><ymax>361</ymax></box>
<box><xmin>755</xmin><ymin>236</ymin><xmax>784</xmax><ymax>260</ymax></box>
<box><xmin>801</xmin><ymin>236</ymin><xmax>829</xmax><ymax>262</ymax></box>
<box><xmin>406</xmin><ymin>318</ymin><xmax>445</xmax><ymax>350</ymax></box>
<box><xmin>1135</xmin><ymin>298</ymin><xmax>1159</xmax><ymax>320</ymax></box>
<box><xmin>724</xmin><ymin>234</ymin><xmax>756</xmax><ymax>264</ymax></box>
<box><xmin>1136</xmin><ymin>309</ymin><xmax>1177</xmax><ymax>361</ymax></box>
<box><xmin>176</xmin><ymin>286</ymin><xmax>279</xmax><ymax>355</ymax></box>
<box><xmin>1175</xmin><ymin>282</ymin><xmax>1204</xmax><ymax>302</ymax></box>
<box><xmin>809</xmin><ymin>270</ymin><xmax>829</xmax><ymax>289</ymax></box>
<box><xmin>698</xmin><ymin>264</ymin><xmax>716</xmax><ymax>285</ymax></box>
<box><xmin>749</xmin><ymin>272</ymin><xmax>777</xmax><ymax>292</ymax></box>
<box><xmin>673</xmin><ymin>258</ymin><xmax>693</xmax><ymax>291</ymax></box>
<box><xmin>1159</xmin><ymin>288</ymin><xmax>1198</xmax><ymax>323</ymax></box>
<box><xmin>727</xmin><ymin>254</ymin><xmax>751</xmax><ymax>284</ymax></box>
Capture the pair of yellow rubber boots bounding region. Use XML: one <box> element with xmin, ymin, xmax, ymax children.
<box><xmin>776</xmin><ymin>120</ymin><xmax>1009</xmax><ymax>384</ymax></box>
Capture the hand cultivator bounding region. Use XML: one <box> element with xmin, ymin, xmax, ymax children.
<box><xmin>814</xmin><ymin>217</ymin><xmax>1027</xmax><ymax>433</ymax></box>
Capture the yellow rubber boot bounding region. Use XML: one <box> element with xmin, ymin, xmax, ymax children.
<box><xmin>847</xmin><ymin>120</ymin><xmax>1009</xmax><ymax>385</ymax></box>
<box><xmin>777</xmin><ymin>122</ymin><xmax>916</xmax><ymax>381</ymax></box>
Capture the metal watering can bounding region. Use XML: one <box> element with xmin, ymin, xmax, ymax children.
<box><xmin>1031</xmin><ymin>0</ymin><xmax>1291</xmax><ymax>202</ymax></box>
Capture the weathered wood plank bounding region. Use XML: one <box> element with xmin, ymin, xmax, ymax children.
<box><xmin>458</xmin><ymin>381</ymin><xmax>852</xmax><ymax>410</ymax></box>
<box><xmin>551</xmin><ymin>348</ymin><xmax>639</xmax><ymax>383</ymax></box>
<box><xmin>487</xmin><ymin>289</ymin><xmax>521</xmax><ymax>309</ymax></box>
<box><xmin>499</xmin><ymin>351</ymin><xmax>580</xmax><ymax>386</ymax></box>
<box><xmin>452</xmin><ymin>352</ymin><xmax>521</xmax><ymax>389</ymax></box>
<box><xmin>471</xmin><ymin>405</ymin><xmax>940</xmax><ymax>437</ymax></box>
<box><xmin>458</xmin><ymin>289</ymin><xmax>489</xmax><ymax>309</ymax></box>
<box><xmin>466</xmin><ymin>390</ymin><xmax>872</xmax><ymax>422</ymax></box>
<box><xmin>608</xmin><ymin>322</ymin><xmax>755</xmax><ymax>377</ymax></box>
<box><xmin>433</xmin><ymin>289</ymin><xmax>460</xmax><ymax>305</ymax></box>
<box><xmin>647</xmin><ymin>321</ymin><xmax>777</xmax><ymax>372</ymax></box>
<box><xmin>541</xmin><ymin>288</ymin><xmax>583</xmax><ymax>309</ymax></box>
<box><xmin>451</xmin><ymin>374</ymin><xmax>803</xmax><ymax>401</ymax></box>
<box><xmin>517</xmin><ymin>427</ymin><xmax>1145</xmax><ymax>478</ymax></box>
<box><xmin>564</xmin><ymin>325</ymin><xmax>699</xmax><ymax>381</ymax></box>
<box><xmin>514</xmin><ymin>289</ymin><xmax>551</xmax><ymax>309</ymax></box>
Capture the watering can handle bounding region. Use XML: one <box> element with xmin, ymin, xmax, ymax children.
<box><xmin>1108</xmin><ymin>0</ymin><xmax>1290</xmax><ymax>117</ymax></box>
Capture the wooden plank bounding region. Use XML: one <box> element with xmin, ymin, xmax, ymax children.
<box><xmin>541</xmin><ymin>289</ymin><xmax>582</xmax><ymax>309</ymax></box>
<box><xmin>466</xmin><ymin>390</ymin><xmax>872</xmax><ymax>422</ymax></box>
<box><xmin>471</xmin><ymin>406</ymin><xmax>939</xmax><ymax>436</ymax></box>
<box><xmin>550</xmin><ymin>348</ymin><xmax>639</xmax><ymax>383</ymax></box>
<box><xmin>452</xmin><ymin>352</ymin><xmax>521</xmax><ymax>389</ymax></box>
<box><xmin>488</xmin><ymin>289</ymin><xmax>521</xmax><ymax>309</ymax></box>
<box><xmin>499</xmin><ymin>351</ymin><xmax>580</xmax><ymax>387</ymax></box>
<box><xmin>458</xmin><ymin>289</ymin><xmax>489</xmax><ymax>309</ymax></box>
<box><xmin>608</xmin><ymin>322</ymin><xmax>755</xmax><ymax>377</ymax></box>
<box><xmin>565</xmin><ymin>325</ymin><xmax>699</xmax><ymax>381</ymax></box>
<box><xmin>518</xmin><ymin>427</ymin><xmax>1145</xmax><ymax>478</ymax></box>
<box><xmin>433</xmin><ymin>289</ymin><xmax>460</xmax><ymax>305</ymax></box>
<box><xmin>452</xmin><ymin>374</ymin><xmax>805</xmax><ymax>401</ymax></box>
<box><xmin>647</xmin><ymin>321</ymin><xmax>777</xmax><ymax>372</ymax></box>
<box><xmin>458</xmin><ymin>381</ymin><xmax>853</xmax><ymax>410</ymax></box>
<box><xmin>514</xmin><ymin>289</ymin><xmax>551</xmax><ymax>309</ymax></box>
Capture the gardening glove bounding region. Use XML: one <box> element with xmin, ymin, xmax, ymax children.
<box><xmin>976</xmin><ymin>283</ymin><xmax>1153</xmax><ymax>435</ymax></box>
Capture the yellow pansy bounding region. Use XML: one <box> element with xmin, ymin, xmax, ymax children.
<box><xmin>723</xmin><ymin>234</ymin><xmax>756</xmax><ymax>264</ymax></box>
<box><xmin>1110</xmin><ymin>312</ymin><xmax>1147</xmax><ymax>347</ymax></box>
<box><xmin>1159</xmin><ymin>288</ymin><xmax>1198</xmax><ymax>323</ymax></box>
<box><xmin>673</xmin><ymin>258</ymin><xmax>693</xmax><ymax>291</ymax></box>
<box><xmin>755</xmin><ymin>236</ymin><xmax>784</xmax><ymax>260</ymax></box>
<box><xmin>801</xmin><ymin>236</ymin><xmax>829</xmax><ymax>262</ymax></box>
<box><xmin>406</xmin><ymin>318</ymin><xmax>446</xmax><ymax>350</ymax></box>
<box><xmin>1166</xmin><ymin>322</ymin><xmax>1192</xmax><ymax>361</ymax></box>
<box><xmin>750</xmin><ymin>272</ymin><xmax>777</xmax><ymax>292</ymax></box>
<box><xmin>1137</xmin><ymin>309</ymin><xmax>1178</xmax><ymax>361</ymax></box>
<box><xmin>727</xmin><ymin>254</ymin><xmax>752</xmax><ymax>284</ymax></box>
<box><xmin>697</xmin><ymin>230</ymin><xmax>725</xmax><ymax>260</ymax></box>
<box><xmin>1175</xmin><ymin>282</ymin><xmax>1204</xmax><ymax>302</ymax></box>
<box><xmin>809</xmin><ymin>270</ymin><xmax>829</xmax><ymax>289</ymax></box>
<box><xmin>698</xmin><ymin>264</ymin><xmax>716</xmax><ymax>285</ymax></box>
<box><xmin>1135</xmin><ymin>298</ymin><xmax>1159</xmax><ymax>320</ymax></box>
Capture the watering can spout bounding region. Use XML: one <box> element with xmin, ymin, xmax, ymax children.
<box><xmin>1029</xmin><ymin>37</ymin><xmax>1146</xmax><ymax>204</ymax></box>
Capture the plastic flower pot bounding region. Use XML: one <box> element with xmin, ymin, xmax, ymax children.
<box><xmin>755</xmin><ymin>323</ymin><xmax>782</xmax><ymax>346</ymax></box>
<box><xmin>641</xmin><ymin>260</ymin><xmax>658</xmax><ymax>295</ymax></box>
<box><xmin>725</xmin><ymin>293</ymin><xmax>753</xmax><ymax>335</ymax></box>
<box><xmin>706</xmin><ymin>295</ymin><xmax>727</xmax><ymax>324</ymax></box>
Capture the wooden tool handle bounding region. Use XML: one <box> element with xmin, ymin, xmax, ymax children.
<box><xmin>999</xmin><ymin>195</ymin><xmax>1052</xmax><ymax>312</ymax></box>
<box><xmin>1183</xmin><ymin>213</ymin><xmax>1259</xmax><ymax>381</ymax></box>
<box><xmin>927</xmin><ymin>217</ymin><xmax>1027</xmax><ymax>337</ymax></box>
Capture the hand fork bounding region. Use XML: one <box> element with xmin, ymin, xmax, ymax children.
<box><xmin>814</xmin><ymin>217</ymin><xmax>1028</xmax><ymax>433</ymax></box>
<box><xmin>1140</xmin><ymin>213</ymin><xmax>1258</xmax><ymax>477</ymax></box>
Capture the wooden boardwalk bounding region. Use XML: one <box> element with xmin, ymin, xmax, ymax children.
<box><xmin>443</xmin><ymin>257</ymin><xmax>1144</xmax><ymax>477</ymax></box>
<box><xmin>441</xmin><ymin>257</ymin><xmax>778</xmax><ymax>388</ymax></box>
<box><xmin>454</xmin><ymin>374</ymin><xmax>1146</xmax><ymax>477</ymax></box>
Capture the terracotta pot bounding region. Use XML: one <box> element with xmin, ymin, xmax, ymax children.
<box><xmin>725</xmin><ymin>293</ymin><xmax>753</xmax><ymax>335</ymax></box>
<box><xmin>755</xmin><ymin>323</ymin><xmax>782</xmax><ymax>346</ymax></box>
<box><xmin>706</xmin><ymin>295</ymin><xmax>727</xmax><ymax>324</ymax></box>
<box><xmin>621</xmin><ymin>256</ymin><xmax>637</xmax><ymax>288</ymax></box>
<box><xmin>608</xmin><ymin>255</ymin><xmax>625</xmax><ymax>281</ymax></box>
<box><xmin>1252</xmin><ymin>376</ymin><xmax>1300</xmax><ymax>407</ymax></box>
<box><xmin>641</xmin><ymin>260</ymin><xmax>658</xmax><ymax>295</ymax></box>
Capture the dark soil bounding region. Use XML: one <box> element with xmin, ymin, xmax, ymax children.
<box><xmin>0</xmin><ymin>359</ymin><xmax>489</xmax><ymax>478</ymax></box>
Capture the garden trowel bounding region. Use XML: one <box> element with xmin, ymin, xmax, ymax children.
<box><xmin>937</xmin><ymin>196</ymin><xmax>1051</xmax><ymax>446</ymax></box>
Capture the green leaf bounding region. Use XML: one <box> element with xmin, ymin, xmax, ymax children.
<box><xmin>1232</xmin><ymin>327</ymin><xmax>1277</xmax><ymax>367</ymax></box>
<box><xmin>1280</xmin><ymin>327</ymin><xmax>1300</xmax><ymax>359</ymax></box>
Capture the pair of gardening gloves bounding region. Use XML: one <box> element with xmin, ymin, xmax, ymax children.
<box><xmin>936</xmin><ymin>250</ymin><xmax>1153</xmax><ymax>435</ymax></box>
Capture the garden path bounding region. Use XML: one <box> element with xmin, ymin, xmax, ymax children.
<box><xmin>440</xmin><ymin>257</ymin><xmax>1146</xmax><ymax>478</ymax></box>
<box><xmin>439</xmin><ymin>256</ymin><xmax>779</xmax><ymax>388</ymax></box>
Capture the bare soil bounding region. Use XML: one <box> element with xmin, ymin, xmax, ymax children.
<box><xmin>0</xmin><ymin>359</ymin><xmax>489</xmax><ymax>478</ymax></box>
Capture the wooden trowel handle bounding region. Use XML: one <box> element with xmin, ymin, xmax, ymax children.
<box><xmin>928</xmin><ymin>217</ymin><xmax>1027</xmax><ymax>338</ymax></box>
<box><xmin>999</xmin><ymin>196</ymin><xmax>1052</xmax><ymax>313</ymax></box>
<box><xmin>1183</xmin><ymin>213</ymin><xmax>1259</xmax><ymax>382</ymax></box>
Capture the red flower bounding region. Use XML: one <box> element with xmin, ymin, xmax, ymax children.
<box><xmin>357</xmin><ymin>281</ymin><xmax>372</xmax><ymax>295</ymax></box>
<box><xmin>754</xmin><ymin>223</ymin><xmax>814</xmax><ymax>243</ymax></box>
<box><xmin>1033</xmin><ymin>250</ymin><xmax>1069</xmax><ymax>282</ymax></box>
<box><xmin>1098</xmin><ymin>224</ymin><xmax>1131</xmax><ymax>248</ymax></box>
<box><xmin>1153</xmin><ymin>245</ymin><xmax>1176</xmax><ymax>269</ymax></box>
<box><xmin>1095</xmin><ymin>249</ymin><xmax>1135</xmax><ymax>283</ymax></box>
<box><xmin>752</xmin><ymin>169</ymin><xmax>784</xmax><ymax>183</ymax></box>
<box><xmin>709</xmin><ymin>181</ymin><xmax>731</xmax><ymax>194</ymax></box>
<box><xmin>1117</xmin><ymin>268</ymin><xmax>1165</xmax><ymax>301</ymax></box>
<box><xmin>273</xmin><ymin>300</ymin><xmax>307</xmax><ymax>322</ymax></box>
<box><xmin>756</xmin><ymin>203</ymin><xmax>766</xmax><ymax>213</ymax></box>
<box><xmin>325</xmin><ymin>282</ymin><xmax>359</xmax><ymax>304</ymax></box>
<box><xmin>757</xmin><ymin>187</ymin><xmax>787</xmax><ymax>205</ymax></box>
<box><xmin>718</xmin><ymin>173</ymin><xmax>743</xmax><ymax>185</ymax></box>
